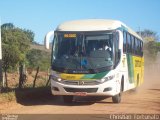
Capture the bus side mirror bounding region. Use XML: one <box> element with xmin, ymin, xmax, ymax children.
<box><xmin>44</xmin><ymin>31</ymin><xmax>54</xmax><ymax>49</ymax></box>
<box><xmin>118</xmin><ymin>49</ymin><xmax>121</xmax><ymax>59</ymax></box>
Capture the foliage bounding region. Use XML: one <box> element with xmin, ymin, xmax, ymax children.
<box><xmin>1</xmin><ymin>23</ymin><xmax>14</xmax><ymax>30</ymax></box>
<box><xmin>137</xmin><ymin>29</ymin><xmax>160</xmax><ymax>62</ymax></box>
<box><xmin>1</xmin><ymin>23</ymin><xmax>32</xmax><ymax>71</ymax></box>
<box><xmin>23</xmin><ymin>29</ymin><xmax>35</xmax><ymax>43</ymax></box>
<box><xmin>146</xmin><ymin>41</ymin><xmax>160</xmax><ymax>57</ymax></box>
<box><xmin>137</xmin><ymin>29</ymin><xmax>159</xmax><ymax>42</ymax></box>
<box><xmin>26</xmin><ymin>49</ymin><xmax>51</xmax><ymax>71</ymax></box>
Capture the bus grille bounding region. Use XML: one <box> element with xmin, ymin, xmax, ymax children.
<box><xmin>64</xmin><ymin>88</ymin><xmax>98</xmax><ymax>93</ymax></box>
<box><xmin>62</xmin><ymin>80</ymin><xmax>101</xmax><ymax>85</ymax></box>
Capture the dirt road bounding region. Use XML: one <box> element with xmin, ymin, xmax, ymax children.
<box><xmin>0</xmin><ymin>71</ymin><xmax>160</xmax><ymax>115</ymax></box>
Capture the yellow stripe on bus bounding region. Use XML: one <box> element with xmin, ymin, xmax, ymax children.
<box><xmin>132</xmin><ymin>56</ymin><xmax>144</xmax><ymax>87</ymax></box>
<box><xmin>60</xmin><ymin>73</ymin><xmax>84</xmax><ymax>80</ymax></box>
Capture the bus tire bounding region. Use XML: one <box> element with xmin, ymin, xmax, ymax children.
<box><xmin>63</xmin><ymin>95</ymin><xmax>73</xmax><ymax>103</ymax></box>
<box><xmin>112</xmin><ymin>83</ymin><xmax>123</xmax><ymax>103</ymax></box>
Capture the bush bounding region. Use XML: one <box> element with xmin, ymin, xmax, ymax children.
<box><xmin>26</xmin><ymin>49</ymin><xmax>51</xmax><ymax>71</ymax></box>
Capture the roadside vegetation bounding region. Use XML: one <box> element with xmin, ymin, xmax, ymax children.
<box><xmin>0</xmin><ymin>23</ymin><xmax>51</xmax><ymax>91</ymax></box>
<box><xmin>137</xmin><ymin>30</ymin><xmax>160</xmax><ymax>64</ymax></box>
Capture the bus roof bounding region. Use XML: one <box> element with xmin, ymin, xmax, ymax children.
<box><xmin>56</xmin><ymin>19</ymin><xmax>142</xmax><ymax>40</ymax></box>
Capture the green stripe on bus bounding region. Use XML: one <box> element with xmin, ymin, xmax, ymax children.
<box><xmin>81</xmin><ymin>74</ymin><xmax>95</xmax><ymax>79</ymax></box>
<box><xmin>127</xmin><ymin>54</ymin><xmax>134</xmax><ymax>83</ymax></box>
<box><xmin>92</xmin><ymin>71</ymin><xmax>108</xmax><ymax>79</ymax></box>
<box><xmin>81</xmin><ymin>71</ymin><xmax>108</xmax><ymax>80</ymax></box>
<box><xmin>117</xmin><ymin>25</ymin><xmax>128</xmax><ymax>31</ymax></box>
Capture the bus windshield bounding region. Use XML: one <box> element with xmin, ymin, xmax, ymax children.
<box><xmin>52</xmin><ymin>31</ymin><xmax>114</xmax><ymax>74</ymax></box>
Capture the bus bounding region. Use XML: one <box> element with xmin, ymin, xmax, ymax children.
<box><xmin>45</xmin><ymin>19</ymin><xmax>144</xmax><ymax>103</ymax></box>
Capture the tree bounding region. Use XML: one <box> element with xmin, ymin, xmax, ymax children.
<box><xmin>23</xmin><ymin>29</ymin><xmax>35</xmax><ymax>43</ymax></box>
<box><xmin>137</xmin><ymin>29</ymin><xmax>160</xmax><ymax>62</ymax></box>
<box><xmin>26</xmin><ymin>49</ymin><xmax>51</xmax><ymax>71</ymax></box>
<box><xmin>137</xmin><ymin>29</ymin><xmax>159</xmax><ymax>42</ymax></box>
<box><xmin>1</xmin><ymin>23</ymin><xmax>14</xmax><ymax>30</ymax></box>
<box><xmin>1</xmin><ymin>23</ymin><xmax>33</xmax><ymax>87</ymax></box>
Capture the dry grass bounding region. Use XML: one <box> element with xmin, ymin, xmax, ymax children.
<box><xmin>5</xmin><ymin>71</ymin><xmax>49</xmax><ymax>88</ymax></box>
<box><xmin>0</xmin><ymin>70</ymin><xmax>50</xmax><ymax>104</ymax></box>
<box><xmin>0</xmin><ymin>91</ymin><xmax>16</xmax><ymax>103</ymax></box>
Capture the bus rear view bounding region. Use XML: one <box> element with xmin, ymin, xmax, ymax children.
<box><xmin>45</xmin><ymin>19</ymin><xmax>144</xmax><ymax>103</ymax></box>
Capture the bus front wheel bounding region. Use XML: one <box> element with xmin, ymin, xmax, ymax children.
<box><xmin>112</xmin><ymin>85</ymin><xmax>122</xmax><ymax>103</ymax></box>
<box><xmin>112</xmin><ymin>93</ymin><xmax>121</xmax><ymax>103</ymax></box>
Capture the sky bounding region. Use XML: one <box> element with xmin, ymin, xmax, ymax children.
<box><xmin>0</xmin><ymin>0</ymin><xmax>160</xmax><ymax>43</ymax></box>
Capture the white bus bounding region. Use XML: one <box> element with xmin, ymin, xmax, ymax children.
<box><xmin>45</xmin><ymin>19</ymin><xmax>144</xmax><ymax>103</ymax></box>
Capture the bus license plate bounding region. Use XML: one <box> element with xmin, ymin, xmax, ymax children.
<box><xmin>75</xmin><ymin>92</ymin><xmax>87</xmax><ymax>96</ymax></box>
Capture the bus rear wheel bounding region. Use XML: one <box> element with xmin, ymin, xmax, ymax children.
<box><xmin>63</xmin><ymin>96</ymin><xmax>73</xmax><ymax>103</ymax></box>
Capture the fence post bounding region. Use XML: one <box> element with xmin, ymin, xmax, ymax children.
<box><xmin>46</xmin><ymin>75</ymin><xmax>50</xmax><ymax>86</ymax></box>
<box><xmin>33</xmin><ymin>66</ymin><xmax>39</xmax><ymax>88</ymax></box>
<box><xmin>19</xmin><ymin>64</ymin><xmax>23</xmax><ymax>89</ymax></box>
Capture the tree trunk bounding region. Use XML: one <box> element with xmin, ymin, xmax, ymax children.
<box><xmin>18</xmin><ymin>64</ymin><xmax>27</xmax><ymax>89</ymax></box>
<box><xmin>19</xmin><ymin>64</ymin><xmax>23</xmax><ymax>89</ymax></box>
<box><xmin>33</xmin><ymin>66</ymin><xmax>39</xmax><ymax>88</ymax></box>
<box><xmin>4</xmin><ymin>69</ymin><xmax>8</xmax><ymax>88</ymax></box>
<box><xmin>46</xmin><ymin>68</ymin><xmax>50</xmax><ymax>86</ymax></box>
<box><xmin>0</xmin><ymin>60</ymin><xmax>3</xmax><ymax>92</ymax></box>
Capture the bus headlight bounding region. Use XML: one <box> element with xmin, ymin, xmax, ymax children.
<box><xmin>50</xmin><ymin>75</ymin><xmax>62</xmax><ymax>82</ymax></box>
<box><xmin>57</xmin><ymin>78</ymin><xmax>62</xmax><ymax>82</ymax></box>
<box><xmin>101</xmin><ymin>75</ymin><xmax>115</xmax><ymax>83</ymax></box>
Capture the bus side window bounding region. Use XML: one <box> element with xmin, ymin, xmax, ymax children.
<box><xmin>131</xmin><ymin>35</ymin><xmax>134</xmax><ymax>54</ymax></box>
<box><xmin>123</xmin><ymin>31</ymin><xmax>127</xmax><ymax>53</ymax></box>
<box><xmin>133</xmin><ymin>37</ymin><xmax>136</xmax><ymax>55</ymax></box>
<box><xmin>127</xmin><ymin>33</ymin><xmax>131</xmax><ymax>53</ymax></box>
<box><xmin>136</xmin><ymin>39</ymin><xmax>139</xmax><ymax>55</ymax></box>
<box><xmin>136</xmin><ymin>39</ymin><xmax>140</xmax><ymax>55</ymax></box>
<box><xmin>115</xmin><ymin>32</ymin><xmax>120</xmax><ymax>66</ymax></box>
<box><xmin>138</xmin><ymin>40</ymin><xmax>141</xmax><ymax>56</ymax></box>
<box><xmin>140</xmin><ymin>41</ymin><xmax>143</xmax><ymax>56</ymax></box>
<box><xmin>135</xmin><ymin>38</ymin><xmax>137</xmax><ymax>55</ymax></box>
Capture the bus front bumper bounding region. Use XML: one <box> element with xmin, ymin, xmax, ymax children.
<box><xmin>51</xmin><ymin>79</ymin><xmax>121</xmax><ymax>96</ymax></box>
